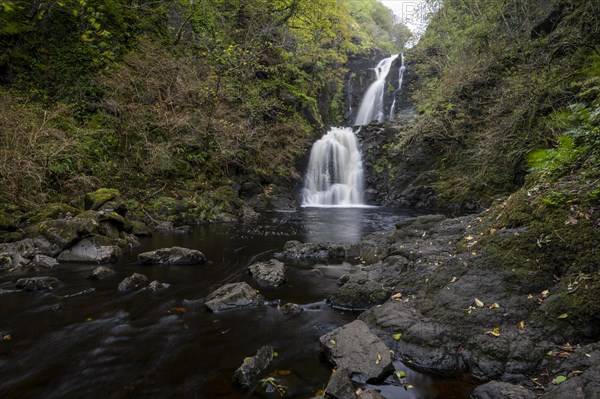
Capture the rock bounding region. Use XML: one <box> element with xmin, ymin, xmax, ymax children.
<box><xmin>16</xmin><ymin>276</ymin><xmax>60</xmax><ymax>291</ymax></box>
<box><xmin>205</xmin><ymin>282</ymin><xmax>262</xmax><ymax>312</ymax></box>
<box><xmin>233</xmin><ymin>346</ymin><xmax>274</xmax><ymax>388</ymax></box>
<box><xmin>31</xmin><ymin>254</ymin><xmax>59</xmax><ymax>269</ymax></box>
<box><xmin>138</xmin><ymin>246</ymin><xmax>206</xmax><ymax>265</ymax></box>
<box><xmin>118</xmin><ymin>273</ymin><xmax>148</xmax><ymax>292</ymax></box>
<box><xmin>319</xmin><ymin>320</ymin><xmax>393</xmax><ymax>383</ymax></box>
<box><xmin>275</xmin><ymin>240</ymin><xmax>346</xmax><ymax>261</ymax></box>
<box><xmin>147</xmin><ymin>280</ymin><xmax>170</xmax><ymax>291</ymax></box>
<box><xmin>58</xmin><ymin>237</ymin><xmax>122</xmax><ymax>264</ymax></box>
<box><xmin>87</xmin><ymin>266</ymin><xmax>115</xmax><ymax>280</ymax></box>
<box><xmin>131</xmin><ymin>220</ymin><xmax>152</xmax><ymax>237</ymax></box>
<box><xmin>357</xmin><ymin>389</ymin><xmax>385</xmax><ymax>399</ymax></box>
<box><xmin>541</xmin><ymin>364</ymin><xmax>600</xmax><ymax>399</ymax></box>
<box><xmin>241</xmin><ymin>205</ymin><xmax>260</xmax><ymax>221</ymax></box>
<box><xmin>84</xmin><ymin>188</ymin><xmax>126</xmax><ymax>215</ymax></box>
<box><xmin>0</xmin><ymin>252</ymin><xmax>12</xmax><ymax>270</ymax></box>
<box><xmin>324</xmin><ymin>369</ymin><xmax>357</xmax><ymax>399</ymax></box>
<box><xmin>33</xmin><ymin>215</ymin><xmax>100</xmax><ymax>250</ymax></box>
<box><xmin>23</xmin><ymin>203</ymin><xmax>80</xmax><ymax>224</ymax></box>
<box><xmin>248</xmin><ymin>259</ymin><xmax>287</xmax><ymax>286</ymax></box>
<box><xmin>281</xmin><ymin>303</ymin><xmax>304</xmax><ymax>316</ymax></box>
<box><xmin>471</xmin><ymin>381</ymin><xmax>535</xmax><ymax>399</ymax></box>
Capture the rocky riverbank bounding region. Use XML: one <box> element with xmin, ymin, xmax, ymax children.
<box><xmin>299</xmin><ymin>205</ymin><xmax>599</xmax><ymax>398</ymax></box>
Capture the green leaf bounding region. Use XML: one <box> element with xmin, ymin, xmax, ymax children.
<box><xmin>393</xmin><ymin>333</ymin><xmax>402</xmax><ymax>341</ymax></box>
<box><xmin>395</xmin><ymin>370</ymin><xmax>406</xmax><ymax>378</ymax></box>
<box><xmin>558</xmin><ymin>313</ymin><xmax>569</xmax><ymax>319</ymax></box>
<box><xmin>552</xmin><ymin>375</ymin><xmax>567</xmax><ymax>385</ymax></box>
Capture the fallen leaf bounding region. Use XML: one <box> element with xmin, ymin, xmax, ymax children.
<box><xmin>565</xmin><ymin>215</ymin><xmax>578</xmax><ymax>225</ymax></box>
<box><xmin>243</xmin><ymin>357</ymin><xmax>252</xmax><ymax>363</ymax></box>
<box><xmin>395</xmin><ymin>371</ymin><xmax>407</xmax><ymax>378</ymax></box>
<box><xmin>547</xmin><ymin>351</ymin><xmax>553</xmax><ymax>356</ymax></box>
<box><xmin>485</xmin><ymin>327</ymin><xmax>501</xmax><ymax>337</ymax></box>
<box><xmin>558</xmin><ymin>313</ymin><xmax>569</xmax><ymax>319</ymax></box>
<box><xmin>519</xmin><ymin>321</ymin><xmax>525</xmax><ymax>330</ymax></box>
<box><xmin>570</xmin><ymin>370</ymin><xmax>583</xmax><ymax>377</ymax></box>
<box><xmin>557</xmin><ymin>343</ymin><xmax>575</xmax><ymax>352</ymax></box>
<box><xmin>2</xmin><ymin>335</ymin><xmax>12</xmax><ymax>341</ymax></box>
<box><xmin>552</xmin><ymin>375</ymin><xmax>567</xmax><ymax>385</ymax></box>
<box><xmin>488</xmin><ymin>303</ymin><xmax>500</xmax><ymax>309</ymax></box>
<box><xmin>275</xmin><ymin>370</ymin><xmax>292</xmax><ymax>376</ymax></box>
<box><xmin>393</xmin><ymin>333</ymin><xmax>402</xmax><ymax>341</ymax></box>
<box><xmin>450</xmin><ymin>277</ymin><xmax>458</xmax><ymax>283</ymax></box>
<box><xmin>466</xmin><ymin>235</ymin><xmax>474</xmax><ymax>241</ymax></box>
<box><xmin>474</xmin><ymin>298</ymin><xmax>484</xmax><ymax>308</ymax></box>
<box><xmin>585</xmin><ymin>353</ymin><xmax>591</xmax><ymax>358</ymax></box>
<box><xmin>541</xmin><ymin>290</ymin><xmax>550</xmax><ymax>298</ymax></box>
<box><xmin>391</xmin><ymin>293</ymin><xmax>402</xmax><ymax>301</ymax></box>
<box><xmin>527</xmin><ymin>294</ymin><xmax>533</xmax><ymax>300</ymax></box>
<box><xmin>329</xmin><ymin>339</ymin><xmax>336</xmax><ymax>345</ymax></box>
<box><xmin>375</xmin><ymin>353</ymin><xmax>382</xmax><ymax>364</ymax></box>
<box><xmin>273</xmin><ymin>352</ymin><xmax>279</xmax><ymax>357</ymax></box>
<box><xmin>557</xmin><ymin>351</ymin><xmax>571</xmax><ymax>358</ymax></box>
<box><xmin>407</xmin><ymin>385</ymin><xmax>414</xmax><ymax>389</ymax></box>
<box><xmin>85</xmin><ymin>317</ymin><xmax>93</xmax><ymax>322</ymax></box>
<box><xmin>169</xmin><ymin>307</ymin><xmax>186</xmax><ymax>314</ymax></box>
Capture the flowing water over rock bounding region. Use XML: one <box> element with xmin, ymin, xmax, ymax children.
<box><xmin>354</xmin><ymin>54</ymin><xmax>399</xmax><ymax>126</ymax></box>
<box><xmin>389</xmin><ymin>53</ymin><xmax>406</xmax><ymax>121</ymax></box>
<box><xmin>301</xmin><ymin>127</ymin><xmax>365</xmax><ymax>207</ymax></box>
<box><xmin>0</xmin><ymin>209</ymin><xmax>473</xmax><ymax>398</ymax></box>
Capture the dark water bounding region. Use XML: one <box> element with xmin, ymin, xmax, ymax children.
<box><xmin>0</xmin><ymin>208</ymin><xmax>474</xmax><ymax>398</ymax></box>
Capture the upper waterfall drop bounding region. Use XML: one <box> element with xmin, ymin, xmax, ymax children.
<box><xmin>389</xmin><ymin>54</ymin><xmax>406</xmax><ymax>121</ymax></box>
<box><xmin>301</xmin><ymin>127</ymin><xmax>365</xmax><ymax>207</ymax></box>
<box><xmin>353</xmin><ymin>54</ymin><xmax>399</xmax><ymax>126</ymax></box>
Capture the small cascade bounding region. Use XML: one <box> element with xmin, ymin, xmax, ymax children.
<box><xmin>389</xmin><ymin>53</ymin><xmax>406</xmax><ymax>121</ymax></box>
<box><xmin>301</xmin><ymin>127</ymin><xmax>365</xmax><ymax>207</ymax></box>
<box><xmin>353</xmin><ymin>54</ymin><xmax>399</xmax><ymax>126</ymax></box>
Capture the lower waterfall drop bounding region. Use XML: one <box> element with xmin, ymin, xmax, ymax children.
<box><xmin>301</xmin><ymin>127</ymin><xmax>365</xmax><ymax>207</ymax></box>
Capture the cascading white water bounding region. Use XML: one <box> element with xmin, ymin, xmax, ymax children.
<box><xmin>301</xmin><ymin>127</ymin><xmax>365</xmax><ymax>207</ymax></box>
<box><xmin>389</xmin><ymin>53</ymin><xmax>406</xmax><ymax>121</ymax></box>
<box><xmin>354</xmin><ymin>54</ymin><xmax>399</xmax><ymax>126</ymax></box>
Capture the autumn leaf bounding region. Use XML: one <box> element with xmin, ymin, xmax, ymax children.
<box><xmin>275</xmin><ymin>370</ymin><xmax>292</xmax><ymax>376</ymax></box>
<box><xmin>393</xmin><ymin>333</ymin><xmax>402</xmax><ymax>341</ymax></box>
<box><xmin>488</xmin><ymin>303</ymin><xmax>500</xmax><ymax>309</ymax></box>
<box><xmin>485</xmin><ymin>327</ymin><xmax>501</xmax><ymax>337</ymax></box>
<box><xmin>329</xmin><ymin>339</ymin><xmax>336</xmax><ymax>345</ymax></box>
<box><xmin>395</xmin><ymin>371</ymin><xmax>407</xmax><ymax>378</ymax></box>
<box><xmin>474</xmin><ymin>298</ymin><xmax>484</xmax><ymax>308</ymax></box>
<box><xmin>375</xmin><ymin>353</ymin><xmax>382</xmax><ymax>364</ymax></box>
<box><xmin>169</xmin><ymin>307</ymin><xmax>186</xmax><ymax>314</ymax></box>
<box><xmin>519</xmin><ymin>321</ymin><xmax>525</xmax><ymax>330</ymax></box>
<box><xmin>391</xmin><ymin>293</ymin><xmax>402</xmax><ymax>301</ymax></box>
<box><xmin>558</xmin><ymin>313</ymin><xmax>569</xmax><ymax>319</ymax></box>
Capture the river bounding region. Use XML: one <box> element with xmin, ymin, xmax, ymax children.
<box><xmin>0</xmin><ymin>208</ymin><xmax>474</xmax><ymax>398</ymax></box>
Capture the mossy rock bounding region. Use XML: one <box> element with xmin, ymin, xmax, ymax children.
<box><xmin>22</xmin><ymin>203</ymin><xmax>80</xmax><ymax>225</ymax></box>
<box><xmin>84</xmin><ymin>188</ymin><xmax>122</xmax><ymax>212</ymax></box>
<box><xmin>213</xmin><ymin>186</ymin><xmax>242</xmax><ymax>214</ymax></box>
<box><xmin>130</xmin><ymin>220</ymin><xmax>152</xmax><ymax>237</ymax></box>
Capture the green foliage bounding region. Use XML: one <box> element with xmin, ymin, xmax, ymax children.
<box><xmin>528</xmin><ymin>136</ymin><xmax>580</xmax><ymax>177</ymax></box>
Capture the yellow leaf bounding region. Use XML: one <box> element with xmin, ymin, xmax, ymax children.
<box><xmin>558</xmin><ymin>313</ymin><xmax>568</xmax><ymax>319</ymax></box>
<box><xmin>450</xmin><ymin>276</ymin><xmax>458</xmax><ymax>283</ymax></box>
<box><xmin>466</xmin><ymin>235</ymin><xmax>474</xmax><ymax>241</ymax></box>
<box><xmin>488</xmin><ymin>303</ymin><xmax>500</xmax><ymax>309</ymax></box>
<box><xmin>329</xmin><ymin>339</ymin><xmax>336</xmax><ymax>345</ymax></box>
<box><xmin>474</xmin><ymin>298</ymin><xmax>484</xmax><ymax>308</ymax></box>
<box><xmin>391</xmin><ymin>293</ymin><xmax>402</xmax><ymax>301</ymax></box>
<box><xmin>527</xmin><ymin>294</ymin><xmax>533</xmax><ymax>300</ymax></box>
<box><xmin>375</xmin><ymin>353</ymin><xmax>382</xmax><ymax>364</ymax></box>
<box><xmin>407</xmin><ymin>385</ymin><xmax>414</xmax><ymax>389</ymax></box>
<box><xmin>519</xmin><ymin>321</ymin><xmax>525</xmax><ymax>330</ymax></box>
<box><xmin>393</xmin><ymin>333</ymin><xmax>402</xmax><ymax>341</ymax></box>
<box><xmin>395</xmin><ymin>371</ymin><xmax>407</xmax><ymax>378</ymax></box>
<box><xmin>541</xmin><ymin>290</ymin><xmax>550</xmax><ymax>298</ymax></box>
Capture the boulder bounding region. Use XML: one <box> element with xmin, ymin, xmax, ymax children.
<box><xmin>205</xmin><ymin>282</ymin><xmax>262</xmax><ymax>312</ymax></box>
<box><xmin>87</xmin><ymin>266</ymin><xmax>115</xmax><ymax>280</ymax></box>
<box><xmin>471</xmin><ymin>381</ymin><xmax>535</xmax><ymax>399</ymax></box>
<box><xmin>275</xmin><ymin>240</ymin><xmax>346</xmax><ymax>261</ymax></box>
<box><xmin>281</xmin><ymin>303</ymin><xmax>304</xmax><ymax>316</ymax></box>
<box><xmin>233</xmin><ymin>346</ymin><xmax>274</xmax><ymax>388</ymax></box>
<box><xmin>131</xmin><ymin>220</ymin><xmax>152</xmax><ymax>237</ymax></box>
<box><xmin>57</xmin><ymin>237</ymin><xmax>122</xmax><ymax>264</ymax></box>
<box><xmin>147</xmin><ymin>280</ymin><xmax>170</xmax><ymax>291</ymax></box>
<box><xmin>84</xmin><ymin>188</ymin><xmax>126</xmax><ymax>215</ymax></box>
<box><xmin>357</xmin><ymin>389</ymin><xmax>385</xmax><ymax>399</ymax></box>
<box><xmin>31</xmin><ymin>254</ymin><xmax>59</xmax><ymax>269</ymax></box>
<box><xmin>33</xmin><ymin>216</ymin><xmax>100</xmax><ymax>250</ymax></box>
<box><xmin>248</xmin><ymin>259</ymin><xmax>287</xmax><ymax>287</ymax></box>
<box><xmin>16</xmin><ymin>276</ymin><xmax>60</xmax><ymax>291</ymax></box>
<box><xmin>118</xmin><ymin>273</ymin><xmax>148</xmax><ymax>292</ymax></box>
<box><xmin>324</xmin><ymin>369</ymin><xmax>357</xmax><ymax>399</ymax></box>
<box><xmin>138</xmin><ymin>247</ymin><xmax>206</xmax><ymax>265</ymax></box>
<box><xmin>319</xmin><ymin>320</ymin><xmax>393</xmax><ymax>383</ymax></box>
<box><xmin>0</xmin><ymin>252</ymin><xmax>12</xmax><ymax>270</ymax></box>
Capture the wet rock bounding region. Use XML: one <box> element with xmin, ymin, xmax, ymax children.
<box><xmin>233</xmin><ymin>346</ymin><xmax>274</xmax><ymax>388</ymax></box>
<box><xmin>84</xmin><ymin>188</ymin><xmax>126</xmax><ymax>215</ymax></box>
<box><xmin>138</xmin><ymin>246</ymin><xmax>206</xmax><ymax>265</ymax></box>
<box><xmin>541</xmin><ymin>364</ymin><xmax>600</xmax><ymax>399</ymax></box>
<box><xmin>118</xmin><ymin>273</ymin><xmax>148</xmax><ymax>292</ymax></box>
<box><xmin>471</xmin><ymin>381</ymin><xmax>535</xmax><ymax>399</ymax></box>
<box><xmin>275</xmin><ymin>240</ymin><xmax>346</xmax><ymax>261</ymax></box>
<box><xmin>324</xmin><ymin>369</ymin><xmax>357</xmax><ymax>399</ymax></box>
<box><xmin>87</xmin><ymin>266</ymin><xmax>115</xmax><ymax>280</ymax></box>
<box><xmin>248</xmin><ymin>259</ymin><xmax>286</xmax><ymax>287</ymax></box>
<box><xmin>32</xmin><ymin>215</ymin><xmax>100</xmax><ymax>250</ymax></box>
<box><xmin>0</xmin><ymin>252</ymin><xmax>12</xmax><ymax>270</ymax></box>
<box><xmin>319</xmin><ymin>320</ymin><xmax>393</xmax><ymax>383</ymax></box>
<box><xmin>131</xmin><ymin>220</ymin><xmax>152</xmax><ymax>237</ymax></box>
<box><xmin>205</xmin><ymin>282</ymin><xmax>262</xmax><ymax>312</ymax></box>
<box><xmin>147</xmin><ymin>280</ymin><xmax>170</xmax><ymax>291</ymax></box>
<box><xmin>281</xmin><ymin>303</ymin><xmax>304</xmax><ymax>316</ymax></box>
<box><xmin>31</xmin><ymin>254</ymin><xmax>59</xmax><ymax>269</ymax></box>
<box><xmin>357</xmin><ymin>389</ymin><xmax>385</xmax><ymax>399</ymax></box>
<box><xmin>58</xmin><ymin>237</ymin><xmax>122</xmax><ymax>264</ymax></box>
<box><xmin>16</xmin><ymin>276</ymin><xmax>60</xmax><ymax>291</ymax></box>
<box><xmin>241</xmin><ymin>205</ymin><xmax>260</xmax><ymax>221</ymax></box>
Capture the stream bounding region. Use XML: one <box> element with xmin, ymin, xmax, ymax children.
<box><xmin>0</xmin><ymin>208</ymin><xmax>475</xmax><ymax>398</ymax></box>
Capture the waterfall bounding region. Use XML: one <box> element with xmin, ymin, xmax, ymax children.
<box><xmin>301</xmin><ymin>127</ymin><xmax>365</xmax><ymax>207</ymax></box>
<box><xmin>353</xmin><ymin>54</ymin><xmax>399</xmax><ymax>126</ymax></box>
<box><xmin>389</xmin><ymin>54</ymin><xmax>406</xmax><ymax>121</ymax></box>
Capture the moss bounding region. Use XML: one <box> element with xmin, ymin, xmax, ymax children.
<box><xmin>84</xmin><ymin>188</ymin><xmax>121</xmax><ymax>211</ymax></box>
<box><xmin>22</xmin><ymin>203</ymin><xmax>80</xmax><ymax>224</ymax></box>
